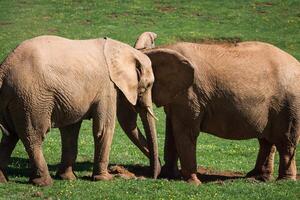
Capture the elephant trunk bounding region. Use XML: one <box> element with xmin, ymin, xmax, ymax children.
<box><xmin>139</xmin><ymin>104</ymin><xmax>161</xmax><ymax>179</ymax></box>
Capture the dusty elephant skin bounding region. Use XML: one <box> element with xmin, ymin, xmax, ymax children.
<box><xmin>0</xmin><ymin>35</ymin><xmax>160</xmax><ymax>186</ymax></box>
<box><xmin>143</xmin><ymin>41</ymin><xmax>300</xmax><ymax>185</ymax></box>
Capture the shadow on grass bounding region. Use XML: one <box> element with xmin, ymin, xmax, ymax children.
<box><xmin>6</xmin><ymin>157</ymin><xmax>300</xmax><ymax>184</ymax></box>
<box><xmin>7</xmin><ymin>157</ymin><xmax>151</xmax><ymax>183</ymax></box>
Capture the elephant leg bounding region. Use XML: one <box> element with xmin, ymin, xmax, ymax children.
<box><xmin>246</xmin><ymin>138</ymin><xmax>276</xmax><ymax>181</ymax></box>
<box><xmin>0</xmin><ymin>133</ymin><xmax>19</xmax><ymax>183</ymax></box>
<box><xmin>161</xmin><ymin>114</ymin><xmax>180</xmax><ymax>179</ymax></box>
<box><xmin>276</xmin><ymin>142</ymin><xmax>297</xmax><ymax>180</ymax></box>
<box><xmin>19</xmin><ymin>130</ymin><xmax>52</xmax><ymax>186</ymax></box>
<box><xmin>56</xmin><ymin>121</ymin><xmax>82</xmax><ymax>180</ymax></box>
<box><xmin>92</xmin><ymin>106</ymin><xmax>116</xmax><ymax>181</ymax></box>
<box><xmin>172</xmin><ymin>115</ymin><xmax>201</xmax><ymax>186</ymax></box>
<box><xmin>274</xmin><ymin>118</ymin><xmax>299</xmax><ymax>181</ymax></box>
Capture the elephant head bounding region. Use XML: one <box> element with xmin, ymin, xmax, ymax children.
<box><xmin>103</xmin><ymin>38</ymin><xmax>160</xmax><ymax>178</ymax></box>
<box><xmin>143</xmin><ymin>48</ymin><xmax>195</xmax><ymax>107</ymax></box>
<box><xmin>134</xmin><ymin>32</ymin><xmax>157</xmax><ymax>50</ymax></box>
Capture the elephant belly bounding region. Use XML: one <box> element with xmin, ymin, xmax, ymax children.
<box><xmin>50</xmin><ymin>92</ymin><xmax>96</xmax><ymax>128</ymax></box>
<box><xmin>51</xmin><ymin>104</ymin><xmax>91</xmax><ymax>128</ymax></box>
<box><xmin>201</xmin><ymin>108</ymin><xmax>266</xmax><ymax>140</ymax></box>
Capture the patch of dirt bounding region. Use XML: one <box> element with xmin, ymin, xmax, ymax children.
<box><xmin>154</xmin><ymin>1</ymin><xmax>176</xmax><ymax>13</ymax></box>
<box><xmin>254</xmin><ymin>2</ymin><xmax>273</xmax><ymax>14</ymax></box>
<box><xmin>0</xmin><ymin>21</ymin><xmax>13</xmax><ymax>26</ymax></box>
<box><xmin>80</xmin><ymin>19</ymin><xmax>92</xmax><ymax>25</ymax></box>
<box><xmin>109</xmin><ymin>12</ymin><xmax>129</xmax><ymax>19</ymax></box>
<box><xmin>109</xmin><ymin>165</ymin><xmax>146</xmax><ymax>180</ymax></box>
<box><xmin>197</xmin><ymin>166</ymin><xmax>244</xmax><ymax>177</ymax></box>
<box><xmin>197</xmin><ymin>166</ymin><xmax>244</xmax><ymax>183</ymax></box>
<box><xmin>255</xmin><ymin>2</ymin><xmax>273</xmax><ymax>6</ymax></box>
<box><xmin>256</xmin><ymin>10</ymin><xmax>268</xmax><ymax>14</ymax></box>
<box><xmin>47</xmin><ymin>28</ymin><xmax>58</xmax><ymax>34</ymax></box>
<box><xmin>157</xmin><ymin>6</ymin><xmax>176</xmax><ymax>13</ymax></box>
<box><xmin>18</xmin><ymin>0</ymin><xmax>27</xmax><ymax>4</ymax></box>
<box><xmin>43</xmin><ymin>16</ymin><xmax>51</xmax><ymax>20</ymax></box>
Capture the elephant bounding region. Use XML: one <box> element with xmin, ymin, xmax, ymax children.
<box><xmin>0</xmin><ymin>35</ymin><xmax>160</xmax><ymax>186</ymax></box>
<box><xmin>134</xmin><ymin>32</ymin><xmax>157</xmax><ymax>50</ymax></box>
<box><xmin>140</xmin><ymin>41</ymin><xmax>300</xmax><ymax>185</ymax></box>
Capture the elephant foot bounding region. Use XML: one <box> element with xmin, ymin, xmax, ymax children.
<box><xmin>92</xmin><ymin>172</ymin><xmax>113</xmax><ymax>181</ymax></box>
<box><xmin>159</xmin><ymin>164</ymin><xmax>181</xmax><ymax>179</ymax></box>
<box><xmin>277</xmin><ymin>175</ymin><xmax>296</xmax><ymax>181</ymax></box>
<box><xmin>0</xmin><ymin>170</ymin><xmax>8</xmax><ymax>183</ymax></box>
<box><xmin>30</xmin><ymin>175</ymin><xmax>53</xmax><ymax>187</ymax></box>
<box><xmin>245</xmin><ymin>169</ymin><xmax>272</xmax><ymax>182</ymax></box>
<box><xmin>186</xmin><ymin>174</ymin><xmax>201</xmax><ymax>186</ymax></box>
<box><xmin>56</xmin><ymin>171</ymin><xmax>76</xmax><ymax>180</ymax></box>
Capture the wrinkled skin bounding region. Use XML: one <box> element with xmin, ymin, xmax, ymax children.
<box><xmin>143</xmin><ymin>41</ymin><xmax>300</xmax><ymax>185</ymax></box>
<box><xmin>134</xmin><ymin>32</ymin><xmax>157</xmax><ymax>50</ymax></box>
<box><xmin>0</xmin><ymin>35</ymin><xmax>160</xmax><ymax>186</ymax></box>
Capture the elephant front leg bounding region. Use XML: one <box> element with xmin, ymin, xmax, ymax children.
<box><xmin>172</xmin><ymin>116</ymin><xmax>201</xmax><ymax>186</ymax></box>
<box><xmin>0</xmin><ymin>133</ymin><xmax>19</xmax><ymax>183</ymax></box>
<box><xmin>161</xmin><ymin>114</ymin><xmax>180</xmax><ymax>179</ymax></box>
<box><xmin>92</xmin><ymin>111</ymin><xmax>116</xmax><ymax>181</ymax></box>
<box><xmin>56</xmin><ymin>121</ymin><xmax>82</xmax><ymax>180</ymax></box>
<box><xmin>246</xmin><ymin>138</ymin><xmax>276</xmax><ymax>181</ymax></box>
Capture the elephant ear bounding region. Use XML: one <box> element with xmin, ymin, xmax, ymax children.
<box><xmin>104</xmin><ymin>38</ymin><xmax>139</xmax><ymax>105</ymax></box>
<box><xmin>144</xmin><ymin>48</ymin><xmax>195</xmax><ymax>107</ymax></box>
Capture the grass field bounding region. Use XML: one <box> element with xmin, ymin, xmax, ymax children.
<box><xmin>0</xmin><ymin>0</ymin><xmax>300</xmax><ymax>199</ymax></box>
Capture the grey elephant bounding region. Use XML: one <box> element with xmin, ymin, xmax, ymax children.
<box><xmin>0</xmin><ymin>35</ymin><xmax>160</xmax><ymax>186</ymax></box>
<box><xmin>140</xmin><ymin>41</ymin><xmax>300</xmax><ymax>185</ymax></box>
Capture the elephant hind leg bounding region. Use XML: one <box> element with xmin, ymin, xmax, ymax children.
<box><xmin>0</xmin><ymin>133</ymin><xmax>19</xmax><ymax>183</ymax></box>
<box><xmin>246</xmin><ymin>138</ymin><xmax>276</xmax><ymax>181</ymax></box>
<box><xmin>12</xmin><ymin>108</ymin><xmax>53</xmax><ymax>186</ymax></box>
<box><xmin>56</xmin><ymin>121</ymin><xmax>82</xmax><ymax>180</ymax></box>
<box><xmin>275</xmin><ymin>119</ymin><xmax>299</xmax><ymax>181</ymax></box>
<box><xmin>19</xmin><ymin>129</ymin><xmax>53</xmax><ymax>186</ymax></box>
<box><xmin>276</xmin><ymin>142</ymin><xmax>297</xmax><ymax>180</ymax></box>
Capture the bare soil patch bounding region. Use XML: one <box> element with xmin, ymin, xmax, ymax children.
<box><xmin>0</xmin><ymin>21</ymin><xmax>13</xmax><ymax>26</ymax></box>
<box><xmin>47</xmin><ymin>28</ymin><xmax>58</xmax><ymax>34</ymax></box>
<box><xmin>197</xmin><ymin>166</ymin><xmax>244</xmax><ymax>183</ymax></box>
<box><xmin>254</xmin><ymin>2</ymin><xmax>273</xmax><ymax>7</ymax></box>
<box><xmin>108</xmin><ymin>12</ymin><xmax>129</xmax><ymax>19</ymax></box>
<box><xmin>109</xmin><ymin>165</ymin><xmax>147</xmax><ymax>180</ymax></box>
<box><xmin>80</xmin><ymin>19</ymin><xmax>92</xmax><ymax>25</ymax></box>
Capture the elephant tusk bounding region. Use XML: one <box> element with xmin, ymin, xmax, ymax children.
<box><xmin>146</xmin><ymin>107</ymin><xmax>158</xmax><ymax>121</ymax></box>
<box><xmin>0</xmin><ymin>124</ymin><xmax>10</xmax><ymax>136</ymax></box>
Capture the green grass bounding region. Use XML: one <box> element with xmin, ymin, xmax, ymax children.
<box><xmin>0</xmin><ymin>0</ymin><xmax>300</xmax><ymax>199</ymax></box>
